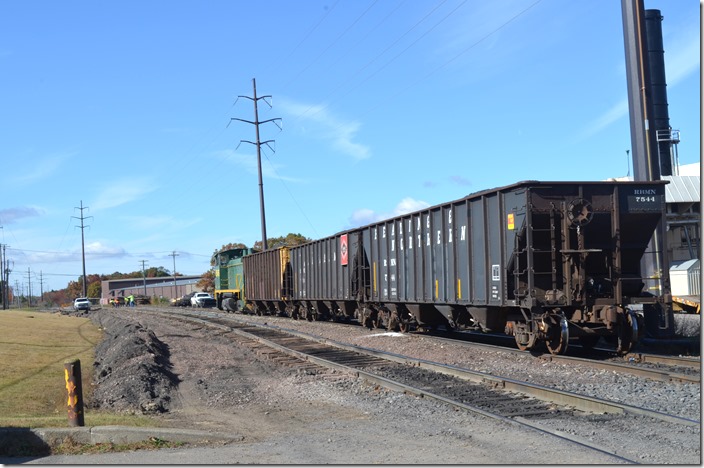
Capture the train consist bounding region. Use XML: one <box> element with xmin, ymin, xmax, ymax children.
<box><xmin>214</xmin><ymin>180</ymin><xmax>671</xmax><ymax>355</ymax></box>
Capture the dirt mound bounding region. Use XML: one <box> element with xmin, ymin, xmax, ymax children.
<box><xmin>89</xmin><ymin>310</ymin><xmax>180</xmax><ymax>414</ymax></box>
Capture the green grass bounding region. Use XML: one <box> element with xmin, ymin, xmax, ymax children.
<box><xmin>0</xmin><ymin>309</ymin><xmax>155</xmax><ymax>429</ymax></box>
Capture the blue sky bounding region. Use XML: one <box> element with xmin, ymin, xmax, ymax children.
<box><xmin>1</xmin><ymin>0</ymin><xmax>700</xmax><ymax>293</ymax></box>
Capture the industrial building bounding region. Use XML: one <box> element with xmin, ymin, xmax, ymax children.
<box><xmin>99</xmin><ymin>275</ymin><xmax>203</xmax><ymax>305</ymax></box>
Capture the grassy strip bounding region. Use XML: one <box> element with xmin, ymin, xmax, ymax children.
<box><xmin>0</xmin><ymin>309</ymin><xmax>154</xmax><ymax>429</ymax></box>
<box><xmin>53</xmin><ymin>436</ymin><xmax>186</xmax><ymax>455</ymax></box>
<box><xmin>6</xmin><ymin>435</ymin><xmax>186</xmax><ymax>457</ymax></box>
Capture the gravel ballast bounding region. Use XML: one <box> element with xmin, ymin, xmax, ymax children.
<box><xmin>23</xmin><ymin>307</ymin><xmax>700</xmax><ymax>464</ymax></box>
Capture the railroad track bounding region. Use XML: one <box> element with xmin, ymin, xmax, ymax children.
<box><xmin>420</xmin><ymin>327</ymin><xmax>701</xmax><ymax>383</ymax></box>
<box><xmin>146</xmin><ymin>307</ymin><xmax>699</xmax><ymax>463</ymax></box>
<box><xmin>422</xmin><ymin>333</ymin><xmax>701</xmax><ymax>384</ymax></box>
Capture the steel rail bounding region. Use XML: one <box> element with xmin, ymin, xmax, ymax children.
<box><xmin>257</xmin><ymin>320</ymin><xmax>700</xmax><ymax>427</ymax></box>
<box><xmin>623</xmin><ymin>352</ymin><xmax>701</xmax><ymax>369</ymax></box>
<box><xmin>150</xmin><ymin>309</ymin><xmax>638</xmax><ymax>464</ymax></box>
<box><xmin>539</xmin><ymin>351</ymin><xmax>699</xmax><ymax>384</ymax></box>
<box><xmin>414</xmin><ymin>330</ymin><xmax>700</xmax><ymax>383</ymax></box>
<box><xmin>156</xmin><ymin>308</ymin><xmax>699</xmax><ymax>428</ymax></box>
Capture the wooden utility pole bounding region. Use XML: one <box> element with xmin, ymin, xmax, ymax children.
<box><xmin>230</xmin><ymin>78</ymin><xmax>282</xmax><ymax>251</ymax></box>
<box><xmin>169</xmin><ymin>251</ymin><xmax>179</xmax><ymax>299</ymax></box>
<box><xmin>140</xmin><ymin>260</ymin><xmax>148</xmax><ymax>296</ymax></box>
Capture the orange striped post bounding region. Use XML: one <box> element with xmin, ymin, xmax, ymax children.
<box><xmin>64</xmin><ymin>359</ymin><xmax>85</xmax><ymax>427</ymax></box>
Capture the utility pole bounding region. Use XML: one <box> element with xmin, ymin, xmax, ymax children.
<box><xmin>140</xmin><ymin>260</ymin><xmax>148</xmax><ymax>296</ymax></box>
<box><xmin>0</xmin><ymin>242</ymin><xmax>4</xmax><ymax>309</ymax></box>
<box><xmin>169</xmin><ymin>251</ymin><xmax>179</xmax><ymax>299</ymax></box>
<box><xmin>38</xmin><ymin>270</ymin><xmax>44</xmax><ymax>303</ymax></box>
<box><xmin>4</xmin><ymin>246</ymin><xmax>11</xmax><ymax>310</ymax></box>
<box><xmin>230</xmin><ymin>78</ymin><xmax>282</xmax><ymax>251</ymax></box>
<box><xmin>26</xmin><ymin>267</ymin><xmax>31</xmax><ymax>307</ymax></box>
<box><xmin>72</xmin><ymin>201</ymin><xmax>92</xmax><ymax>298</ymax></box>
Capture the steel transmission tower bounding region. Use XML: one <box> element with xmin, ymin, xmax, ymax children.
<box><xmin>72</xmin><ymin>201</ymin><xmax>92</xmax><ymax>298</ymax></box>
<box><xmin>230</xmin><ymin>78</ymin><xmax>282</xmax><ymax>251</ymax></box>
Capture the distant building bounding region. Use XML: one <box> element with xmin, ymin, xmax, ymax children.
<box><xmin>100</xmin><ymin>275</ymin><xmax>204</xmax><ymax>304</ymax></box>
<box><xmin>662</xmin><ymin>163</ymin><xmax>700</xmax><ymax>264</ymax></box>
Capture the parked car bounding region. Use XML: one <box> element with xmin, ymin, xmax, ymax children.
<box><xmin>73</xmin><ymin>297</ymin><xmax>91</xmax><ymax>311</ymax></box>
<box><xmin>191</xmin><ymin>292</ymin><xmax>216</xmax><ymax>308</ymax></box>
<box><xmin>172</xmin><ymin>292</ymin><xmax>195</xmax><ymax>307</ymax></box>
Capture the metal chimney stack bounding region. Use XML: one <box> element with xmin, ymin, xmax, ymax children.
<box><xmin>644</xmin><ymin>9</ymin><xmax>674</xmax><ymax>176</ymax></box>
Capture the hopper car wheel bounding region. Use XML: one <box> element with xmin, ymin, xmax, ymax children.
<box><xmin>616</xmin><ymin>310</ymin><xmax>638</xmax><ymax>355</ymax></box>
<box><xmin>545</xmin><ymin>313</ymin><xmax>569</xmax><ymax>355</ymax></box>
<box><xmin>514</xmin><ymin>322</ymin><xmax>537</xmax><ymax>351</ymax></box>
<box><xmin>398</xmin><ymin>321</ymin><xmax>410</xmax><ymax>333</ymax></box>
<box><xmin>373</xmin><ymin>309</ymin><xmax>388</xmax><ymax>329</ymax></box>
<box><xmin>387</xmin><ymin>311</ymin><xmax>400</xmax><ymax>331</ymax></box>
<box><xmin>359</xmin><ymin>307</ymin><xmax>374</xmax><ymax>329</ymax></box>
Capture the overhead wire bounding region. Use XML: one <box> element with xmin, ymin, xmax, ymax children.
<box><xmin>262</xmin><ymin>0</ymin><xmax>445</xmax><ymax>239</ymax></box>
<box><xmin>279</xmin><ymin>0</ymin><xmax>381</xmax><ymax>92</ymax></box>
<box><xmin>260</xmin><ymin>150</ymin><xmax>320</xmax><ymax>239</ymax></box>
<box><xmin>270</xmin><ymin>0</ymin><xmax>341</xmax><ymax>79</ymax></box>
<box><xmin>289</xmin><ymin>0</ymin><xmax>450</xmax><ymax>126</ymax></box>
<box><xmin>311</xmin><ymin>0</ymin><xmax>543</xmax><ymax>136</ymax></box>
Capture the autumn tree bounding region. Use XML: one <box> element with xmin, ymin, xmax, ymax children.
<box><xmin>87</xmin><ymin>281</ymin><xmax>102</xmax><ymax>299</ymax></box>
<box><xmin>211</xmin><ymin>242</ymin><xmax>248</xmax><ymax>266</ymax></box>
<box><xmin>44</xmin><ymin>289</ymin><xmax>69</xmax><ymax>307</ymax></box>
<box><xmin>253</xmin><ymin>233</ymin><xmax>311</xmax><ymax>251</ymax></box>
<box><xmin>197</xmin><ymin>269</ymin><xmax>215</xmax><ymax>293</ymax></box>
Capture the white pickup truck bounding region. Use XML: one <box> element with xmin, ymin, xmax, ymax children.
<box><xmin>190</xmin><ymin>292</ymin><xmax>216</xmax><ymax>308</ymax></box>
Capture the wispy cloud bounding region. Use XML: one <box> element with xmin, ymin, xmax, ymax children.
<box><xmin>348</xmin><ymin>197</ymin><xmax>430</xmax><ymax>227</ymax></box>
<box><xmin>579</xmin><ymin>20</ymin><xmax>700</xmax><ymax>140</ymax></box>
<box><xmin>578</xmin><ymin>98</ymin><xmax>629</xmax><ymax>140</ymax></box>
<box><xmin>0</xmin><ymin>206</ymin><xmax>42</xmax><ymax>224</ymax></box>
<box><xmin>91</xmin><ymin>177</ymin><xmax>158</xmax><ymax>211</ymax></box>
<box><xmin>123</xmin><ymin>215</ymin><xmax>201</xmax><ymax>231</ymax></box>
<box><xmin>424</xmin><ymin>175</ymin><xmax>472</xmax><ymax>189</ymax></box>
<box><xmin>20</xmin><ymin>241</ymin><xmax>125</xmax><ymax>265</ymax></box>
<box><xmin>449</xmin><ymin>175</ymin><xmax>472</xmax><ymax>186</ymax></box>
<box><xmin>278</xmin><ymin>98</ymin><xmax>371</xmax><ymax>161</ymax></box>
<box><xmin>663</xmin><ymin>20</ymin><xmax>700</xmax><ymax>86</ymax></box>
<box><xmin>215</xmin><ymin>149</ymin><xmax>303</xmax><ymax>182</ymax></box>
<box><xmin>85</xmin><ymin>241</ymin><xmax>126</xmax><ymax>258</ymax></box>
<box><xmin>13</xmin><ymin>153</ymin><xmax>73</xmax><ymax>186</ymax></box>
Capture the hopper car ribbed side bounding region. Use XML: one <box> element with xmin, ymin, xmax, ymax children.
<box><xmin>238</xmin><ymin>180</ymin><xmax>671</xmax><ymax>354</ymax></box>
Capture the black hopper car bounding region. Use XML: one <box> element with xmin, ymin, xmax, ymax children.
<box><xmin>219</xmin><ymin>180</ymin><xmax>672</xmax><ymax>355</ymax></box>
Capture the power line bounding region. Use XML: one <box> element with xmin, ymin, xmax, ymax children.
<box><xmin>280</xmin><ymin>0</ymin><xmax>380</xmax><ymax>91</ymax></box>
<box><xmin>272</xmin><ymin>0</ymin><xmax>341</xmax><ymax>79</ymax></box>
